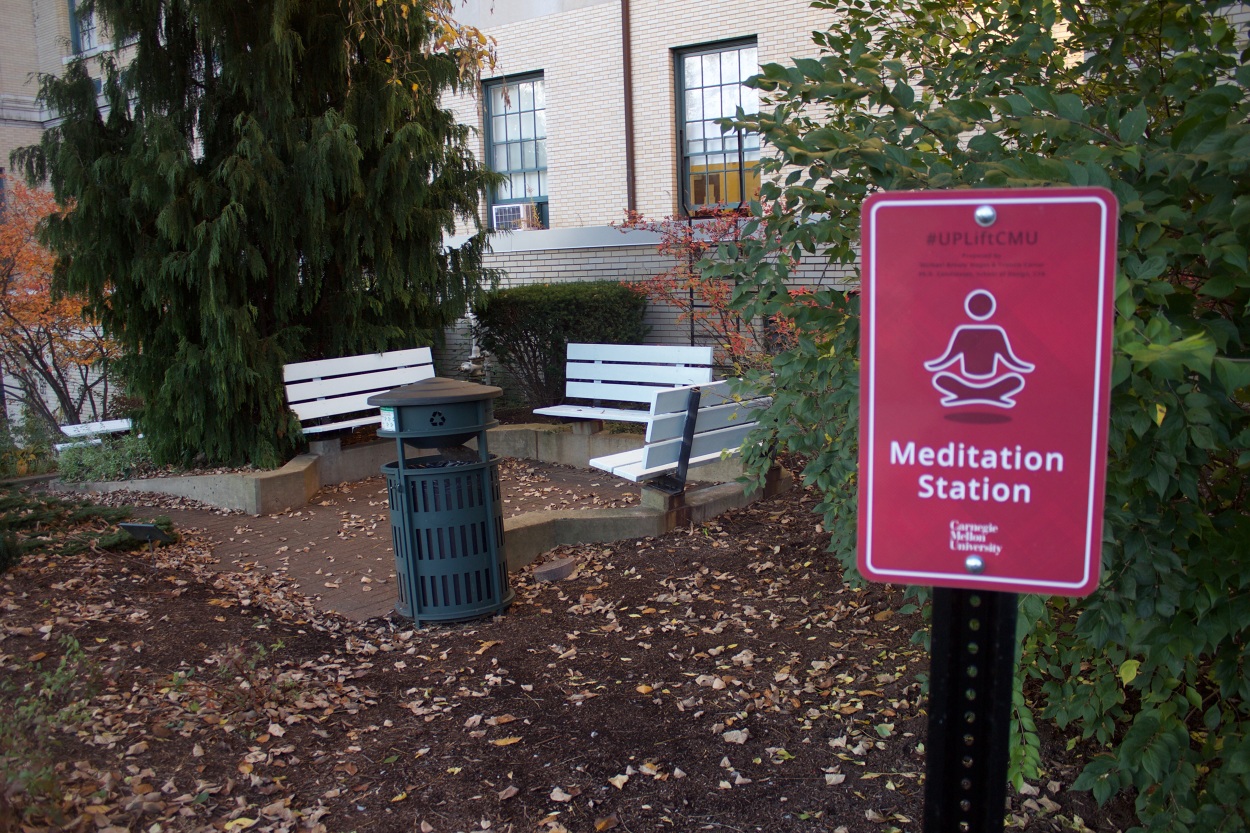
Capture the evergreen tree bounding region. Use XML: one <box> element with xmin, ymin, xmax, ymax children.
<box><xmin>13</xmin><ymin>0</ymin><xmax>496</xmax><ymax>466</ymax></box>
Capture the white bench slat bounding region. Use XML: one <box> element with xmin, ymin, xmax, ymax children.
<box><xmin>565</xmin><ymin>380</ymin><xmax>682</xmax><ymax>405</ymax></box>
<box><xmin>54</xmin><ymin>438</ymin><xmax>105</xmax><ymax>452</ymax></box>
<box><xmin>646</xmin><ymin>397</ymin><xmax>770</xmax><ymax>443</ymax></box>
<box><xmin>288</xmin><ymin>390</ymin><xmax>398</xmax><ymax>423</ymax></box>
<box><xmin>565</xmin><ymin>361</ymin><xmax>715</xmax><ymax>387</ymax></box>
<box><xmin>532</xmin><ymin>404</ymin><xmax>654</xmax><ymax>423</ymax></box>
<box><xmin>61</xmin><ymin>418</ymin><xmax>132</xmax><ymax>438</ymax></box>
<box><xmin>300</xmin><ymin>414</ymin><xmax>388</xmax><ymax>435</ymax></box>
<box><xmin>589</xmin><ymin>436</ymin><xmax>754</xmax><ymax>483</ymax></box>
<box><xmin>651</xmin><ymin>380</ymin><xmax>735</xmax><ymax>414</ymax></box>
<box><xmin>283</xmin><ymin>347</ymin><xmax>435</xmax><ymax>435</ymax></box>
<box><xmin>283</xmin><ymin>347</ymin><xmax>433</xmax><ymax>383</ymax></box>
<box><xmin>640</xmin><ymin>421</ymin><xmax>757</xmax><ymax>472</ymax></box>
<box><xmin>285</xmin><ymin>365</ymin><xmax>434</xmax><ymax>405</ymax></box>
<box><xmin>588</xmin><ymin>448</ymin><xmax>650</xmax><ymax>481</ymax></box>
<box><xmin>588</xmin><ymin>379</ymin><xmax>765</xmax><ymax>485</ymax></box>
<box><xmin>567</xmin><ymin>343</ymin><xmax>713</xmax><ymax>365</ymax></box>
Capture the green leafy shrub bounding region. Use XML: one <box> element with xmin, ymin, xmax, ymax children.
<box><xmin>0</xmin><ymin>414</ymin><xmax>55</xmax><ymax>478</ymax></box>
<box><xmin>56</xmin><ymin>433</ymin><xmax>155</xmax><ymax>482</ymax></box>
<box><xmin>719</xmin><ymin>0</ymin><xmax>1250</xmax><ymax>829</ymax></box>
<box><xmin>472</xmin><ymin>281</ymin><xmax>648</xmax><ymax>408</ymax></box>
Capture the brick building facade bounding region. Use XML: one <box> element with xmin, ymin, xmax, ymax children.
<box><xmin>1</xmin><ymin>0</ymin><xmax>108</xmax><ymax>182</ymax></box>
<box><xmin>440</xmin><ymin>0</ymin><xmax>846</xmax><ymax>380</ymax></box>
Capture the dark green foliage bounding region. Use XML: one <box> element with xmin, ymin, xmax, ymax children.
<box><xmin>718</xmin><ymin>1</ymin><xmax>1249</xmax><ymax>829</ymax></box>
<box><xmin>0</xmin><ymin>485</ymin><xmax>134</xmax><ymax>558</ymax></box>
<box><xmin>472</xmin><ymin>281</ymin><xmax>648</xmax><ymax>408</ymax></box>
<box><xmin>96</xmin><ymin>515</ymin><xmax>176</xmax><ymax>552</ymax></box>
<box><xmin>13</xmin><ymin>0</ymin><xmax>496</xmax><ymax>467</ymax></box>
<box><xmin>0</xmin><ymin>532</ymin><xmax>19</xmax><ymax>575</ymax></box>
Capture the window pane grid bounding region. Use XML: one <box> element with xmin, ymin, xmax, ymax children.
<box><xmin>679</xmin><ymin>42</ymin><xmax>759</xmax><ymax>211</ymax></box>
<box><xmin>486</xmin><ymin>77</ymin><xmax>547</xmax><ymax>206</ymax></box>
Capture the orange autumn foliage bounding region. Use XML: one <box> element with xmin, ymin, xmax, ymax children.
<box><xmin>0</xmin><ymin>179</ymin><xmax>117</xmax><ymax>432</ymax></box>
<box><xmin>616</xmin><ymin>207</ymin><xmax>803</xmax><ymax>373</ymax></box>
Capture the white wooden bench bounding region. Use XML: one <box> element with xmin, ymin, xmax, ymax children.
<box><xmin>283</xmin><ymin>347</ymin><xmax>435</xmax><ymax>436</ymax></box>
<box><xmin>533</xmin><ymin>343</ymin><xmax>715</xmax><ymax>426</ymax></box>
<box><xmin>55</xmin><ymin>418</ymin><xmax>135</xmax><ymax>452</ymax></box>
<box><xmin>589</xmin><ymin>380</ymin><xmax>769</xmax><ymax>494</ymax></box>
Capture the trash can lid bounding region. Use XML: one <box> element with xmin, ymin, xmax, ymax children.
<box><xmin>367</xmin><ymin>377</ymin><xmax>502</xmax><ymax>407</ymax></box>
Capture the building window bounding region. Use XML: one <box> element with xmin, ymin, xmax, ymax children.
<box><xmin>485</xmin><ymin>74</ymin><xmax>547</xmax><ymax>229</ymax></box>
<box><xmin>677</xmin><ymin>40</ymin><xmax>760</xmax><ymax>213</ymax></box>
<box><xmin>68</xmin><ymin>0</ymin><xmax>100</xmax><ymax>53</ymax></box>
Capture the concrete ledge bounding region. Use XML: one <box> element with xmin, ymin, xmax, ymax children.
<box><xmin>54</xmin><ymin>439</ymin><xmax>415</xmax><ymax>514</ymax></box>
<box><xmin>58</xmin><ymin>453</ymin><xmax>321</xmax><ymax>515</ymax></box>
<box><xmin>486</xmin><ymin>423</ymin><xmax>746</xmax><ymax>482</ymax></box>
<box><xmin>52</xmin><ymin>426</ymin><xmax>788</xmax><ymax>564</ymax></box>
<box><xmin>505</xmin><ymin>506</ymin><xmax>667</xmax><ymax>570</ymax></box>
<box><xmin>503</xmin><ymin>466</ymin><xmax>792</xmax><ymax>570</ymax></box>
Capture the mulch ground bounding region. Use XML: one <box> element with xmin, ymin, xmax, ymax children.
<box><xmin>1</xmin><ymin>460</ymin><xmax>1130</xmax><ymax>833</ymax></box>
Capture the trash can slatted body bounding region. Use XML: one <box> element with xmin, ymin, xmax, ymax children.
<box><xmin>368</xmin><ymin>379</ymin><xmax>512</xmax><ymax>625</ymax></box>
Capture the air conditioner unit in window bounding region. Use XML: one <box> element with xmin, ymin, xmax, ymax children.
<box><xmin>492</xmin><ymin>203</ymin><xmax>538</xmax><ymax>231</ymax></box>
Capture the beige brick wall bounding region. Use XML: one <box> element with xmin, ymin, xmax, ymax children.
<box><xmin>627</xmin><ymin>0</ymin><xmax>826</xmax><ymax>219</ymax></box>
<box><xmin>448</xmin><ymin>0</ymin><xmax>826</xmax><ymax>229</ymax></box>
<box><xmin>447</xmin><ymin>1</ymin><xmax>627</xmax><ymax>230</ymax></box>
<box><xmin>0</xmin><ymin>0</ymin><xmax>77</xmax><ymax>178</ymax></box>
<box><xmin>436</xmin><ymin>239</ymin><xmax>851</xmax><ymax>380</ymax></box>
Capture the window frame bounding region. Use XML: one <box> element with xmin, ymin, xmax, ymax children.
<box><xmin>674</xmin><ymin>37</ymin><xmax>761</xmax><ymax>216</ymax></box>
<box><xmin>482</xmin><ymin>71</ymin><xmax>548</xmax><ymax>229</ymax></box>
<box><xmin>67</xmin><ymin>0</ymin><xmax>100</xmax><ymax>54</ymax></box>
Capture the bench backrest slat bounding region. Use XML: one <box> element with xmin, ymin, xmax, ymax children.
<box><xmin>650</xmin><ymin>380</ymin><xmax>739</xmax><ymax>414</ymax></box>
<box><xmin>567</xmin><ymin>343</ymin><xmax>713</xmax><ymax>366</ymax></box>
<box><xmin>565</xmin><ymin>362</ymin><xmax>714</xmax><ymax>387</ymax></box>
<box><xmin>61</xmin><ymin>418</ymin><xmax>133</xmax><ymax>438</ymax></box>
<box><xmin>283</xmin><ymin>347</ymin><xmax>435</xmax><ymax>431</ymax></box>
<box><xmin>562</xmin><ymin>343</ymin><xmax>714</xmax><ymax>405</ymax></box>
<box><xmin>285</xmin><ymin>365</ymin><xmax>434</xmax><ymax>407</ymax></box>
<box><xmin>567</xmin><ymin>378</ymin><xmax>703</xmax><ymax>405</ymax></box>
<box><xmin>646</xmin><ymin>396</ymin><xmax>769</xmax><ymax>444</ymax></box>
<box><xmin>641</xmin><ymin>421</ymin><xmax>759</xmax><ymax>472</ymax></box>
<box><xmin>283</xmin><ymin>347</ymin><xmax>433</xmax><ymax>384</ymax></box>
<box><xmin>288</xmin><ymin>390</ymin><xmax>398</xmax><ymax>423</ymax></box>
<box><xmin>283</xmin><ymin>347</ymin><xmax>433</xmax><ymax>383</ymax></box>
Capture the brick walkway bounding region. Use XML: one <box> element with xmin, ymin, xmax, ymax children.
<box><xmin>158</xmin><ymin>477</ymin><xmax>399</xmax><ymax>621</ymax></box>
<box><xmin>147</xmin><ymin>460</ymin><xmax>638</xmax><ymax>622</ymax></box>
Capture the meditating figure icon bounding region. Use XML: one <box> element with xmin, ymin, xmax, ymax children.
<box><xmin>924</xmin><ymin>289</ymin><xmax>1035</xmax><ymax>408</ymax></box>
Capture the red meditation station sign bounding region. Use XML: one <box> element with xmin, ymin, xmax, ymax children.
<box><xmin>857</xmin><ymin>188</ymin><xmax>1117</xmax><ymax>596</ymax></box>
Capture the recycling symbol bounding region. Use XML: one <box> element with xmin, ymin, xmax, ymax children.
<box><xmin>429</xmin><ymin>411</ymin><xmax>446</xmax><ymax>427</ymax></box>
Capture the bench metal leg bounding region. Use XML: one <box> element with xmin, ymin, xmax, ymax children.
<box><xmin>648</xmin><ymin>387</ymin><xmax>702</xmax><ymax>496</ymax></box>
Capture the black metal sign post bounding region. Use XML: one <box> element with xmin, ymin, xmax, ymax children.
<box><xmin>923</xmin><ymin>588</ymin><xmax>1019</xmax><ymax>833</ymax></box>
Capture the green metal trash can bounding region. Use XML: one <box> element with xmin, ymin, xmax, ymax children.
<box><xmin>367</xmin><ymin>378</ymin><xmax>512</xmax><ymax>625</ymax></box>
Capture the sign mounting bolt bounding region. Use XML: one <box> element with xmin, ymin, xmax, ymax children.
<box><xmin>974</xmin><ymin>205</ymin><xmax>997</xmax><ymax>227</ymax></box>
<box><xmin>965</xmin><ymin>555</ymin><xmax>985</xmax><ymax>574</ymax></box>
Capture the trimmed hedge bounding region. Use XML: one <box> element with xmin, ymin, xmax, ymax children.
<box><xmin>473</xmin><ymin>281</ymin><xmax>647</xmax><ymax>408</ymax></box>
